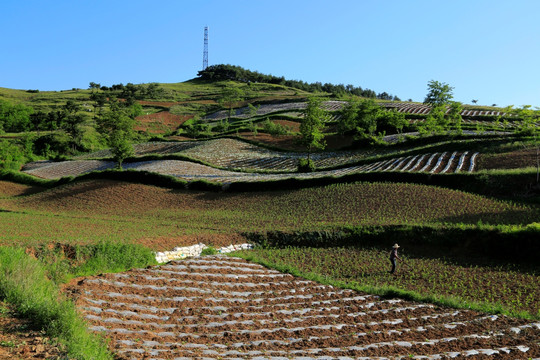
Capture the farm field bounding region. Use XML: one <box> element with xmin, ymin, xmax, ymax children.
<box><xmin>65</xmin><ymin>255</ymin><xmax>540</xmax><ymax>359</ymax></box>
<box><xmin>1</xmin><ymin>76</ymin><xmax>540</xmax><ymax>359</ymax></box>
<box><xmin>22</xmin><ymin>138</ymin><xmax>485</xmax><ymax>181</ymax></box>
<box><xmin>0</xmin><ymin>180</ymin><xmax>537</xmax><ymax>249</ymax></box>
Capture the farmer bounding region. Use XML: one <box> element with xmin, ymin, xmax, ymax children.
<box><xmin>389</xmin><ymin>243</ymin><xmax>401</xmax><ymax>274</ymax></box>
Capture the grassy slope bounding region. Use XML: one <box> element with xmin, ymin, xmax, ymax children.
<box><xmin>0</xmin><ymin>179</ymin><xmax>537</xmax><ymax>248</ymax></box>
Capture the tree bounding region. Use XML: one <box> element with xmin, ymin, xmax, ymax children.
<box><xmin>337</xmin><ymin>98</ymin><xmax>359</xmax><ymax>136</ymax></box>
<box><xmin>299</xmin><ymin>98</ymin><xmax>329</xmax><ymax>162</ymax></box>
<box><xmin>219</xmin><ymin>86</ymin><xmax>244</xmax><ymax>122</ymax></box>
<box><xmin>421</xmin><ymin>80</ymin><xmax>459</xmax><ymax>135</ymax></box>
<box><xmin>380</xmin><ymin>109</ymin><xmax>408</xmax><ymax>137</ymax></box>
<box><xmin>89</xmin><ymin>82</ymin><xmax>101</xmax><ymax>90</ymax></box>
<box><xmin>90</xmin><ymin>89</ymin><xmax>107</xmax><ymax>119</ymax></box>
<box><xmin>511</xmin><ymin>105</ymin><xmax>540</xmax><ymax>185</ymax></box>
<box><xmin>337</xmin><ymin>98</ymin><xmax>382</xmax><ymax>138</ymax></box>
<box><xmin>59</xmin><ymin>100</ymin><xmax>86</xmax><ymax>152</ymax></box>
<box><xmin>96</xmin><ymin>100</ymin><xmax>137</xmax><ymax>169</ymax></box>
<box><xmin>424</xmin><ymin>80</ymin><xmax>454</xmax><ymax>107</ymax></box>
<box><xmin>0</xmin><ymin>99</ymin><xmax>34</xmax><ymax>133</ymax></box>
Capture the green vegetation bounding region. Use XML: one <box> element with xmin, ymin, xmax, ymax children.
<box><xmin>0</xmin><ymin>66</ymin><xmax>539</xmax><ymax>358</ymax></box>
<box><xmin>0</xmin><ymin>247</ymin><xmax>111</xmax><ymax>359</ymax></box>
<box><xmin>233</xmin><ymin>245</ymin><xmax>539</xmax><ymax>319</ymax></box>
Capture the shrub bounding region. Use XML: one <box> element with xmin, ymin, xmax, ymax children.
<box><xmin>263</xmin><ymin>118</ymin><xmax>289</xmax><ymax>135</ymax></box>
<box><xmin>298</xmin><ymin>158</ymin><xmax>316</xmax><ymax>172</ymax></box>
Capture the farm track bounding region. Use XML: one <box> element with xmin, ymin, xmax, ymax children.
<box><xmin>65</xmin><ymin>255</ymin><xmax>540</xmax><ymax>360</ymax></box>
<box><xmin>23</xmin><ymin>139</ymin><xmax>478</xmax><ymax>182</ymax></box>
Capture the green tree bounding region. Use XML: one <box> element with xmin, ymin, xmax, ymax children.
<box><xmin>337</xmin><ymin>98</ymin><xmax>359</xmax><ymax>135</ymax></box>
<box><xmin>299</xmin><ymin>98</ymin><xmax>329</xmax><ymax>162</ymax></box>
<box><xmin>0</xmin><ymin>99</ymin><xmax>34</xmax><ymax>133</ymax></box>
<box><xmin>60</xmin><ymin>100</ymin><xmax>86</xmax><ymax>152</ymax></box>
<box><xmin>511</xmin><ymin>105</ymin><xmax>540</xmax><ymax>185</ymax></box>
<box><xmin>420</xmin><ymin>80</ymin><xmax>459</xmax><ymax>135</ymax></box>
<box><xmin>219</xmin><ymin>86</ymin><xmax>244</xmax><ymax>122</ymax></box>
<box><xmin>448</xmin><ymin>101</ymin><xmax>463</xmax><ymax>135</ymax></box>
<box><xmin>356</xmin><ymin>99</ymin><xmax>381</xmax><ymax>136</ymax></box>
<box><xmin>424</xmin><ymin>80</ymin><xmax>454</xmax><ymax>107</ymax></box>
<box><xmin>337</xmin><ymin>98</ymin><xmax>382</xmax><ymax>137</ymax></box>
<box><xmin>96</xmin><ymin>101</ymin><xmax>137</xmax><ymax>169</ymax></box>
<box><xmin>380</xmin><ymin>109</ymin><xmax>408</xmax><ymax>137</ymax></box>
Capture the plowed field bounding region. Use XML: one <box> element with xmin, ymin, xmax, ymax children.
<box><xmin>65</xmin><ymin>255</ymin><xmax>540</xmax><ymax>359</ymax></box>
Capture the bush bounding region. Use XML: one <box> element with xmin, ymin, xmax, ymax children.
<box><xmin>298</xmin><ymin>158</ymin><xmax>316</xmax><ymax>172</ymax></box>
<box><xmin>263</xmin><ymin>118</ymin><xmax>289</xmax><ymax>135</ymax></box>
<box><xmin>0</xmin><ymin>140</ymin><xmax>29</xmax><ymax>170</ymax></box>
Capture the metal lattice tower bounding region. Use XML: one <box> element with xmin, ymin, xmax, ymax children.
<box><xmin>202</xmin><ymin>26</ymin><xmax>209</xmax><ymax>70</ymax></box>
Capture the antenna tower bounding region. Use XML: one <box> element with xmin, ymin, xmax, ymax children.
<box><xmin>202</xmin><ymin>26</ymin><xmax>209</xmax><ymax>70</ymax></box>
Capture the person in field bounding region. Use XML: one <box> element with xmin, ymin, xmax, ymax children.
<box><xmin>389</xmin><ymin>243</ymin><xmax>401</xmax><ymax>274</ymax></box>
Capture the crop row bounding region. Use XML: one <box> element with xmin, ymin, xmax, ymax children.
<box><xmin>2</xmin><ymin>181</ymin><xmax>536</xmax><ymax>249</ymax></box>
<box><xmin>204</xmin><ymin>100</ymin><xmax>514</xmax><ymax>122</ymax></box>
<box><xmin>22</xmin><ymin>150</ymin><xmax>478</xmax><ymax>182</ymax></box>
<box><xmin>237</xmin><ymin>247</ymin><xmax>540</xmax><ymax>320</ymax></box>
<box><xmin>65</xmin><ymin>255</ymin><xmax>540</xmax><ymax>359</ymax></box>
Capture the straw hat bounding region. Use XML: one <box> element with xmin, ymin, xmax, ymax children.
<box><xmin>392</xmin><ymin>244</ymin><xmax>400</xmax><ymax>248</ymax></box>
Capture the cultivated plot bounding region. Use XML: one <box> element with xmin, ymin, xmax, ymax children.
<box><xmin>66</xmin><ymin>255</ymin><xmax>540</xmax><ymax>360</ymax></box>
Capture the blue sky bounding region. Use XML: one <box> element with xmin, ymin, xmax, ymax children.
<box><xmin>2</xmin><ymin>0</ymin><xmax>540</xmax><ymax>108</ymax></box>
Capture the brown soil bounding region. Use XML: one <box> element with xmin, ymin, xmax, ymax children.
<box><xmin>0</xmin><ymin>301</ymin><xmax>64</xmax><ymax>359</ymax></box>
<box><xmin>0</xmin><ymin>181</ymin><xmax>44</xmax><ymax>197</ymax></box>
<box><xmin>64</xmin><ymin>256</ymin><xmax>540</xmax><ymax>359</ymax></box>
<box><xmin>476</xmin><ymin>148</ymin><xmax>538</xmax><ymax>170</ymax></box>
<box><xmin>135</xmin><ymin>112</ymin><xmax>192</xmax><ymax>134</ymax></box>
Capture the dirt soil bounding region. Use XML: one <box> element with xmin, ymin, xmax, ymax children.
<box><xmin>135</xmin><ymin>112</ymin><xmax>192</xmax><ymax>134</ymax></box>
<box><xmin>477</xmin><ymin>148</ymin><xmax>538</xmax><ymax>170</ymax></box>
<box><xmin>64</xmin><ymin>255</ymin><xmax>540</xmax><ymax>359</ymax></box>
<box><xmin>0</xmin><ymin>302</ymin><xmax>64</xmax><ymax>359</ymax></box>
<box><xmin>0</xmin><ymin>181</ymin><xmax>44</xmax><ymax>197</ymax></box>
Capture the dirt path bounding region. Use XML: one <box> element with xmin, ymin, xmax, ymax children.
<box><xmin>64</xmin><ymin>255</ymin><xmax>540</xmax><ymax>359</ymax></box>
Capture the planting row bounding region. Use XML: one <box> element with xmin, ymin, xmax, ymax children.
<box><xmin>204</xmin><ymin>100</ymin><xmax>515</xmax><ymax>122</ymax></box>
<box><xmin>22</xmin><ymin>150</ymin><xmax>478</xmax><ymax>182</ymax></box>
<box><xmin>65</xmin><ymin>255</ymin><xmax>540</xmax><ymax>359</ymax></box>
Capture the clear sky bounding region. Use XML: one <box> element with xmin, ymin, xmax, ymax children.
<box><xmin>2</xmin><ymin>0</ymin><xmax>539</xmax><ymax>108</ymax></box>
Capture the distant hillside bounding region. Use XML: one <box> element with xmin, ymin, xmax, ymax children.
<box><xmin>197</xmin><ymin>64</ymin><xmax>400</xmax><ymax>100</ymax></box>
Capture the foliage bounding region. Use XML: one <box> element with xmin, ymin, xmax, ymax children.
<box><xmin>183</xmin><ymin>117</ymin><xmax>210</xmax><ymax>138</ymax></box>
<box><xmin>420</xmin><ymin>80</ymin><xmax>463</xmax><ymax>136</ymax></box>
<box><xmin>509</xmin><ymin>105</ymin><xmax>540</xmax><ymax>183</ymax></box>
<box><xmin>424</xmin><ymin>80</ymin><xmax>454</xmax><ymax>107</ymax></box>
<box><xmin>95</xmin><ymin>100</ymin><xmax>137</xmax><ymax>168</ymax></box>
<box><xmin>197</xmin><ymin>64</ymin><xmax>394</xmax><ymax>99</ymax></box>
<box><xmin>218</xmin><ymin>86</ymin><xmax>244</xmax><ymax>121</ymax></box>
<box><xmin>262</xmin><ymin>118</ymin><xmax>289</xmax><ymax>135</ymax></box>
<box><xmin>234</xmin><ymin>245</ymin><xmax>540</xmax><ymax>319</ymax></box>
<box><xmin>0</xmin><ymin>247</ymin><xmax>113</xmax><ymax>359</ymax></box>
<box><xmin>299</xmin><ymin>97</ymin><xmax>329</xmax><ymax>160</ymax></box>
<box><xmin>0</xmin><ymin>99</ymin><xmax>34</xmax><ymax>133</ymax></box>
<box><xmin>297</xmin><ymin>158</ymin><xmax>316</xmax><ymax>172</ymax></box>
<box><xmin>200</xmin><ymin>246</ymin><xmax>218</xmax><ymax>256</ymax></box>
<box><xmin>60</xmin><ymin>100</ymin><xmax>86</xmax><ymax>151</ymax></box>
<box><xmin>0</xmin><ymin>140</ymin><xmax>28</xmax><ymax>170</ymax></box>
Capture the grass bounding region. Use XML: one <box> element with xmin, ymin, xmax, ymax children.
<box><xmin>232</xmin><ymin>246</ymin><xmax>540</xmax><ymax>320</ymax></box>
<box><xmin>0</xmin><ymin>247</ymin><xmax>111</xmax><ymax>359</ymax></box>
<box><xmin>0</xmin><ymin>241</ymin><xmax>156</xmax><ymax>359</ymax></box>
<box><xmin>0</xmin><ymin>180</ymin><xmax>537</xmax><ymax>248</ymax></box>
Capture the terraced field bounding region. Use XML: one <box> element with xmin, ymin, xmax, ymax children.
<box><xmin>22</xmin><ymin>139</ymin><xmax>479</xmax><ymax>182</ymax></box>
<box><xmin>66</xmin><ymin>255</ymin><xmax>540</xmax><ymax>360</ymax></box>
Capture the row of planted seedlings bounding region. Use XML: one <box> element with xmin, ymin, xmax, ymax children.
<box><xmin>235</xmin><ymin>225</ymin><xmax>540</xmax><ymax>319</ymax></box>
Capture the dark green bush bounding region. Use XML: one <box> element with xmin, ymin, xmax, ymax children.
<box><xmin>298</xmin><ymin>158</ymin><xmax>316</xmax><ymax>172</ymax></box>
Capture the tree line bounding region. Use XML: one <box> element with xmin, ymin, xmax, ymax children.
<box><xmin>197</xmin><ymin>64</ymin><xmax>401</xmax><ymax>101</ymax></box>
